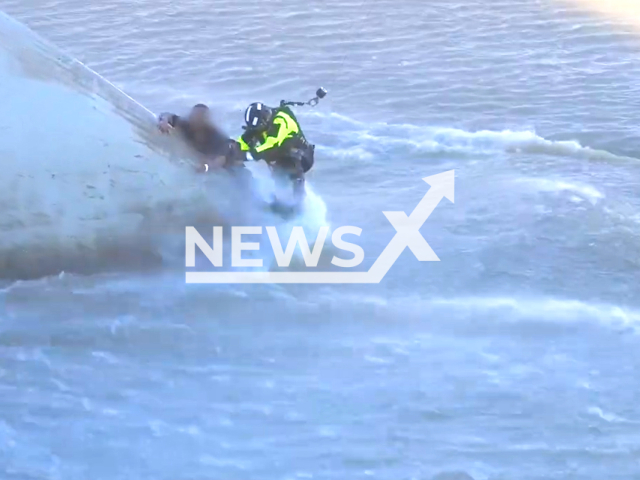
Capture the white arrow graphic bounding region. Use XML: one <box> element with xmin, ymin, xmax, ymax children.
<box><xmin>365</xmin><ymin>169</ymin><xmax>454</xmax><ymax>282</ymax></box>
<box><xmin>186</xmin><ymin>170</ymin><xmax>454</xmax><ymax>284</ymax></box>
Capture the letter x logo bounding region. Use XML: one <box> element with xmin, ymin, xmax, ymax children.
<box><xmin>366</xmin><ymin>170</ymin><xmax>455</xmax><ymax>282</ymax></box>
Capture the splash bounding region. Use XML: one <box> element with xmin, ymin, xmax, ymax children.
<box><xmin>0</xmin><ymin>11</ymin><xmax>328</xmax><ymax>280</ymax></box>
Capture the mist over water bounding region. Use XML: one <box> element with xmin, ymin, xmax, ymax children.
<box><xmin>1</xmin><ymin>1</ymin><xmax>640</xmax><ymax>479</ymax></box>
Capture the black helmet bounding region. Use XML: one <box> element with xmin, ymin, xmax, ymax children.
<box><xmin>244</xmin><ymin>102</ymin><xmax>272</xmax><ymax>130</ymax></box>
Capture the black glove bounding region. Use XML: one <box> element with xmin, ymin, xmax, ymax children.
<box><xmin>241</xmin><ymin>130</ymin><xmax>256</xmax><ymax>147</ymax></box>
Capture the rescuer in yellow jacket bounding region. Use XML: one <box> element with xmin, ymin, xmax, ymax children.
<box><xmin>238</xmin><ymin>102</ymin><xmax>315</xmax><ymax>199</ymax></box>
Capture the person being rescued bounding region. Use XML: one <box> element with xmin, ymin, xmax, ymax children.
<box><xmin>157</xmin><ymin>104</ymin><xmax>246</xmax><ymax>177</ymax></box>
<box><xmin>237</xmin><ymin>102</ymin><xmax>315</xmax><ymax>201</ymax></box>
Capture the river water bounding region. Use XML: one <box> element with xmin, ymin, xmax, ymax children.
<box><xmin>1</xmin><ymin>1</ymin><xmax>640</xmax><ymax>479</ymax></box>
